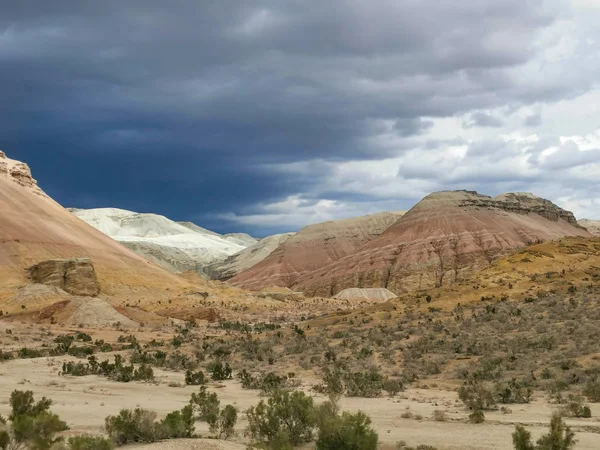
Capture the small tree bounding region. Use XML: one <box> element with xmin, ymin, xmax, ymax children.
<box><xmin>218</xmin><ymin>405</ymin><xmax>237</xmax><ymax>439</ymax></box>
<box><xmin>513</xmin><ymin>413</ymin><xmax>576</xmax><ymax>450</ymax></box>
<box><xmin>190</xmin><ymin>386</ymin><xmax>220</xmax><ymax>432</ymax></box>
<box><xmin>316</xmin><ymin>410</ymin><xmax>378</xmax><ymax>450</ymax></box>
<box><xmin>246</xmin><ymin>390</ymin><xmax>316</xmax><ymax>448</ymax></box>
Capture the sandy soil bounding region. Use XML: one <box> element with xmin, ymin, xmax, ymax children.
<box><xmin>0</xmin><ymin>356</ymin><xmax>599</xmax><ymax>450</ymax></box>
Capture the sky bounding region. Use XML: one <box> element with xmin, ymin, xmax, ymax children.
<box><xmin>1</xmin><ymin>0</ymin><xmax>600</xmax><ymax>236</ymax></box>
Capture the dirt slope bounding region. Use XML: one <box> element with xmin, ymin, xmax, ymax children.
<box><xmin>229</xmin><ymin>211</ymin><xmax>406</xmax><ymax>290</ymax></box>
<box><xmin>0</xmin><ymin>151</ymin><xmax>194</xmax><ymax>313</ymax></box>
<box><xmin>293</xmin><ymin>190</ymin><xmax>590</xmax><ymax>296</ymax></box>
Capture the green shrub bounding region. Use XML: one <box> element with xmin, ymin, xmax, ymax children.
<box><xmin>2</xmin><ymin>390</ymin><xmax>68</xmax><ymax>450</ymax></box>
<box><xmin>237</xmin><ymin>370</ymin><xmax>292</xmax><ymax>393</ymax></box>
<box><xmin>458</xmin><ymin>380</ymin><xmax>496</xmax><ymax>411</ymax></box>
<box><xmin>17</xmin><ymin>348</ymin><xmax>44</xmax><ymax>359</ymax></box>
<box><xmin>68</xmin><ymin>435</ymin><xmax>114</xmax><ymax>450</ymax></box>
<box><xmin>159</xmin><ymin>405</ymin><xmax>194</xmax><ymax>439</ymax></box>
<box><xmin>190</xmin><ymin>387</ymin><xmax>220</xmax><ymax>431</ymax></box>
<box><xmin>104</xmin><ymin>409</ymin><xmax>160</xmax><ymax>444</ymax></box>
<box><xmin>512</xmin><ymin>413</ymin><xmax>576</xmax><ymax>450</ymax></box>
<box><xmin>495</xmin><ymin>380</ymin><xmax>533</xmax><ymax>404</ymax></box>
<box><xmin>246</xmin><ymin>390</ymin><xmax>316</xmax><ymax>448</ymax></box>
<box><xmin>217</xmin><ymin>405</ymin><xmax>237</xmax><ymax>439</ymax></box>
<box><xmin>185</xmin><ymin>369</ymin><xmax>207</xmax><ymax>386</ymax></box>
<box><xmin>316</xmin><ymin>409</ymin><xmax>378</xmax><ymax>450</ymax></box>
<box><xmin>559</xmin><ymin>396</ymin><xmax>592</xmax><ymax>418</ymax></box>
<box><xmin>211</xmin><ymin>361</ymin><xmax>232</xmax><ymax>381</ymax></box>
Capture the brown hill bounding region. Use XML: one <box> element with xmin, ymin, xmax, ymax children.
<box><xmin>292</xmin><ymin>190</ymin><xmax>591</xmax><ymax>296</ymax></box>
<box><xmin>229</xmin><ymin>211</ymin><xmax>406</xmax><ymax>290</ymax></box>
<box><xmin>0</xmin><ymin>151</ymin><xmax>195</xmax><ymax>314</ymax></box>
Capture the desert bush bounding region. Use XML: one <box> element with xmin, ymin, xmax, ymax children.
<box><xmin>238</xmin><ymin>370</ymin><xmax>295</xmax><ymax>393</ymax></box>
<box><xmin>62</xmin><ymin>356</ymin><xmax>154</xmax><ymax>383</ymax></box>
<box><xmin>583</xmin><ymin>381</ymin><xmax>600</xmax><ymax>402</ymax></box>
<box><xmin>217</xmin><ymin>405</ymin><xmax>237</xmax><ymax>439</ymax></box>
<box><xmin>210</xmin><ymin>361</ymin><xmax>232</xmax><ymax>381</ymax></box>
<box><xmin>458</xmin><ymin>380</ymin><xmax>496</xmax><ymax>411</ymax></box>
<box><xmin>105</xmin><ymin>409</ymin><xmax>160</xmax><ymax>444</ymax></box>
<box><xmin>68</xmin><ymin>435</ymin><xmax>114</xmax><ymax>450</ymax></box>
<box><xmin>246</xmin><ymin>390</ymin><xmax>316</xmax><ymax>448</ymax></box>
<box><xmin>512</xmin><ymin>413</ymin><xmax>576</xmax><ymax>450</ymax></box>
<box><xmin>315</xmin><ymin>409</ymin><xmax>378</xmax><ymax>450</ymax></box>
<box><xmin>0</xmin><ymin>390</ymin><xmax>69</xmax><ymax>450</ymax></box>
<box><xmin>190</xmin><ymin>386</ymin><xmax>220</xmax><ymax>431</ymax></box>
<box><xmin>432</xmin><ymin>410</ymin><xmax>446</xmax><ymax>422</ymax></box>
<box><xmin>495</xmin><ymin>379</ymin><xmax>533</xmax><ymax>404</ymax></box>
<box><xmin>468</xmin><ymin>410</ymin><xmax>485</xmax><ymax>424</ymax></box>
<box><xmin>559</xmin><ymin>396</ymin><xmax>592</xmax><ymax>418</ymax></box>
<box><xmin>185</xmin><ymin>369</ymin><xmax>207</xmax><ymax>386</ymax></box>
<box><xmin>158</xmin><ymin>405</ymin><xmax>195</xmax><ymax>439</ymax></box>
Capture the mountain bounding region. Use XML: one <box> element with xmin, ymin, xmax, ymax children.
<box><xmin>292</xmin><ymin>190</ymin><xmax>591</xmax><ymax>296</ymax></box>
<box><xmin>70</xmin><ymin>208</ymin><xmax>254</xmax><ymax>274</ymax></box>
<box><xmin>207</xmin><ymin>232</ymin><xmax>295</xmax><ymax>280</ymax></box>
<box><xmin>579</xmin><ymin>219</ymin><xmax>600</xmax><ymax>235</ymax></box>
<box><xmin>0</xmin><ymin>151</ymin><xmax>195</xmax><ymax>315</ymax></box>
<box><xmin>178</xmin><ymin>222</ymin><xmax>257</xmax><ymax>247</ymax></box>
<box><xmin>229</xmin><ymin>211</ymin><xmax>406</xmax><ymax>290</ymax></box>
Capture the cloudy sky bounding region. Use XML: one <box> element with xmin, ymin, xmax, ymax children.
<box><xmin>2</xmin><ymin>0</ymin><xmax>599</xmax><ymax>236</ymax></box>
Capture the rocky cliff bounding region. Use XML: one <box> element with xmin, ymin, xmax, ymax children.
<box><xmin>290</xmin><ymin>190</ymin><xmax>591</xmax><ymax>296</ymax></box>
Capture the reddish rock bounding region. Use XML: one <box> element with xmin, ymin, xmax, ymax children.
<box><xmin>293</xmin><ymin>190</ymin><xmax>590</xmax><ymax>296</ymax></box>
<box><xmin>229</xmin><ymin>211</ymin><xmax>406</xmax><ymax>290</ymax></box>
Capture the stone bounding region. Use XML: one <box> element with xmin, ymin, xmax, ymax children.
<box><xmin>28</xmin><ymin>258</ymin><xmax>101</xmax><ymax>297</ymax></box>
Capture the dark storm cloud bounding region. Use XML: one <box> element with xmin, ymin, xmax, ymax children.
<box><xmin>0</xmin><ymin>0</ymin><xmax>586</xmax><ymax>234</ymax></box>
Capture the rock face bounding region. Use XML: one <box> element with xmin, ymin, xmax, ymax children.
<box><xmin>292</xmin><ymin>190</ymin><xmax>590</xmax><ymax>296</ymax></box>
<box><xmin>71</xmin><ymin>208</ymin><xmax>254</xmax><ymax>274</ymax></box>
<box><xmin>0</xmin><ymin>151</ymin><xmax>194</xmax><ymax>314</ymax></box>
<box><xmin>207</xmin><ymin>232</ymin><xmax>295</xmax><ymax>280</ymax></box>
<box><xmin>229</xmin><ymin>211</ymin><xmax>406</xmax><ymax>290</ymax></box>
<box><xmin>28</xmin><ymin>258</ymin><xmax>101</xmax><ymax>296</ymax></box>
<box><xmin>579</xmin><ymin>219</ymin><xmax>600</xmax><ymax>236</ymax></box>
<box><xmin>0</xmin><ymin>150</ymin><xmax>44</xmax><ymax>194</ymax></box>
<box><xmin>334</xmin><ymin>288</ymin><xmax>397</xmax><ymax>302</ymax></box>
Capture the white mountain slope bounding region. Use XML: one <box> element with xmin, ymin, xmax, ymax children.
<box><xmin>206</xmin><ymin>232</ymin><xmax>295</xmax><ymax>280</ymax></box>
<box><xmin>70</xmin><ymin>208</ymin><xmax>251</xmax><ymax>274</ymax></box>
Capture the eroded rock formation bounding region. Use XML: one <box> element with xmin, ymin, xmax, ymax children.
<box><xmin>229</xmin><ymin>211</ymin><xmax>406</xmax><ymax>290</ymax></box>
<box><xmin>285</xmin><ymin>191</ymin><xmax>590</xmax><ymax>296</ymax></box>
<box><xmin>28</xmin><ymin>258</ymin><xmax>101</xmax><ymax>297</ymax></box>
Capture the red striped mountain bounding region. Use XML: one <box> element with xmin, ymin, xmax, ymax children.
<box><xmin>241</xmin><ymin>190</ymin><xmax>590</xmax><ymax>296</ymax></box>
<box><xmin>229</xmin><ymin>211</ymin><xmax>406</xmax><ymax>290</ymax></box>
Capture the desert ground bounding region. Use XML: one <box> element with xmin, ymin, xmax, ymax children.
<box><xmin>0</xmin><ymin>321</ymin><xmax>599</xmax><ymax>450</ymax></box>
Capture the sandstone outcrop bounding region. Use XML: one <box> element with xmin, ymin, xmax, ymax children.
<box><xmin>291</xmin><ymin>190</ymin><xmax>591</xmax><ymax>296</ymax></box>
<box><xmin>229</xmin><ymin>211</ymin><xmax>406</xmax><ymax>290</ymax></box>
<box><xmin>28</xmin><ymin>258</ymin><xmax>101</xmax><ymax>297</ymax></box>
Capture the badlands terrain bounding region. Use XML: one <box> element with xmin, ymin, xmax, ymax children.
<box><xmin>1</xmin><ymin>150</ymin><xmax>600</xmax><ymax>450</ymax></box>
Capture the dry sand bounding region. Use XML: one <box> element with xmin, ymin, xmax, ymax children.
<box><xmin>0</xmin><ymin>356</ymin><xmax>599</xmax><ymax>449</ymax></box>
